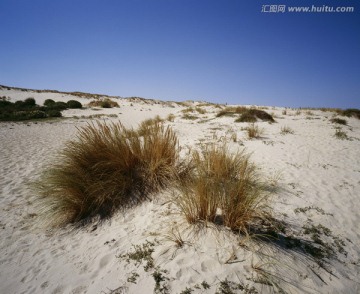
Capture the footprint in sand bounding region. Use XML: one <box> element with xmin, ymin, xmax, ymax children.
<box><xmin>99</xmin><ymin>253</ymin><xmax>113</xmax><ymax>269</ymax></box>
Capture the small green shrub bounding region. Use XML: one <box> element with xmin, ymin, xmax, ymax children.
<box><xmin>236</xmin><ymin>112</ymin><xmax>257</xmax><ymax>123</ymax></box>
<box><xmin>14</xmin><ymin>100</ymin><xmax>25</xmax><ymax>109</ymax></box>
<box><xmin>44</xmin><ymin>99</ymin><xmax>55</xmax><ymax>106</ymax></box>
<box><xmin>23</xmin><ymin>97</ymin><xmax>36</xmax><ymax>107</ymax></box>
<box><xmin>342</xmin><ymin>108</ymin><xmax>360</xmax><ymax>119</ymax></box>
<box><xmin>334</xmin><ymin>129</ymin><xmax>348</xmax><ymax>140</ymax></box>
<box><xmin>0</xmin><ymin>99</ymin><xmax>12</xmax><ymax>108</ymax></box>
<box><xmin>66</xmin><ymin>100</ymin><xmax>82</xmax><ymax>109</ymax></box>
<box><xmin>27</xmin><ymin>110</ymin><xmax>47</xmax><ymax>119</ymax></box>
<box><xmin>330</xmin><ymin>117</ymin><xmax>347</xmax><ymax>125</ymax></box>
<box><xmin>46</xmin><ymin>110</ymin><xmax>62</xmax><ymax>118</ymax></box>
<box><xmin>236</xmin><ymin>109</ymin><xmax>274</xmax><ymax>123</ymax></box>
<box><xmin>101</xmin><ymin>100</ymin><xmax>111</xmax><ymax>108</ymax></box>
<box><xmin>0</xmin><ymin>98</ymin><xmax>63</xmax><ymax>121</ymax></box>
<box><xmin>216</xmin><ymin>106</ymin><xmax>247</xmax><ymax>117</ymax></box>
<box><xmin>280</xmin><ymin>126</ymin><xmax>294</xmax><ymax>135</ymax></box>
<box><xmin>46</xmin><ymin>101</ymin><xmax>68</xmax><ymax>111</ymax></box>
<box><xmin>118</xmin><ymin>241</ymin><xmax>155</xmax><ymax>271</ymax></box>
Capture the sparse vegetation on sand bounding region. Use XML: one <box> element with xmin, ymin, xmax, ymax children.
<box><xmin>34</xmin><ymin>121</ymin><xmax>181</xmax><ymax>227</ymax></box>
<box><xmin>280</xmin><ymin>125</ymin><xmax>294</xmax><ymax>135</ymax></box>
<box><xmin>88</xmin><ymin>98</ymin><xmax>119</xmax><ymax>108</ymax></box>
<box><xmin>334</xmin><ymin>128</ymin><xmax>349</xmax><ymax>140</ymax></box>
<box><xmin>174</xmin><ymin>145</ymin><xmax>271</xmax><ymax>233</ymax></box>
<box><xmin>330</xmin><ymin>117</ymin><xmax>347</xmax><ymax>125</ymax></box>
<box><xmin>216</xmin><ymin>106</ymin><xmax>248</xmax><ymax>117</ymax></box>
<box><xmin>340</xmin><ymin>108</ymin><xmax>360</xmax><ymax>119</ymax></box>
<box><xmin>246</xmin><ymin>123</ymin><xmax>263</xmax><ymax>139</ymax></box>
<box><xmin>235</xmin><ymin>109</ymin><xmax>275</xmax><ymax>123</ymax></box>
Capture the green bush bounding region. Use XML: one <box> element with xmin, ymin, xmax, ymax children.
<box><xmin>67</xmin><ymin>100</ymin><xmax>82</xmax><ymax>109</ymax></box>
<box><xmin>34</xmin><ymin>121</ymin><xmax>181</xmax><ymax>227</ymax></box>
<box><xmin>100</xmin><ymin>100</ymin><xmax>112</xmax><ymax>108</ymax></box>
<box><xmin>236</xmin><ymin>112</ymin><xmax>257</xmax><ymax>123</ymax></box>
<box><xmin>44</xmin><ymin>99</ymin><xmax>55</xmax><ymax>106</ymax></box>
<box><xmin>23</xmin><ymin>97</ymin><xmax>36</xmax><ymax>107</ymax></box>
<box><xmin>46</xmin><ymin>110</ymin><xmax>62</xmax><ymax>118</ymax></box>
<box><xmin>0</xmin><ymin>97</ymin><xmax>65</xmax><ymax>121</ymax></box>
<box><xmin>236</xmin><ymin>109</ymin><xmax>274</xmax><ymax>123</ymax></box>
<box><xmin>27</xmin><ymin>110</ymin><xmax>47</xmax><ymax>119</ymax></box>
<box><xmin>342</xmin><ymin>109</ymin><xmax>360</xmax><ymax>119</ymax></box>
<box><xmin>14</xmin><ymin>100</ymin><xmax>25</xmax><ymax>109</ymax></box>
<box><xmin>330</xmin><ymin>118</ymin><xmax>347</xmax><ymax>125</ymax></box>
<box><xmin>47</xmin><ymin>101</ymin><xmax>68</xmax><ymax>111</ymax></box>
<box><xmin>0</xmin><ymin>99</ymin><xmax>12</xmax><ymax>108</ymax></box>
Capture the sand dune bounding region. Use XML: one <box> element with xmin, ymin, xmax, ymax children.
<box><xmin>1</xmin><ymin>87</ymin><xmax>359</xmax><ymax>293</ymax></box>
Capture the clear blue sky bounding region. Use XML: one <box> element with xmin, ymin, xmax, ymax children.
<box><xmin>0</xmin><ymin>0</ymin><xmax>359</xmax><ymax>108</ymax></box>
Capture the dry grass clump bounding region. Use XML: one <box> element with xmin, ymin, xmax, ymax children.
<box><xmin>246</xmin><ymin>123</ymin><xmax>263</xmax><ymax>139</ymax></box>
<box><xmin>334</xmin><ymin>128</ymin><xmax>348</xmax><ymax>140</ymax></box>
<box><xmin>182</xmin><ymin>113</ymin><xmax>198</xmax><ymax>120</ymax></box>
<box><xmin>181</xmin><ymin>107</ymin><xmax>206</xmax><ymax>115</ymax></box>
<box><xmin>280</xmin><ymin>126</ymin><xmax>294</xmax><ymax>135</ymax></box>
<box><xmin>34</xmin><ymin>121</ymin><xmax>180</xmax><ymax>227</ymax></box>
<box><xmin>181</xmin><ymin>107</ymin><xmax>194</xmax><ymax>113</ymax></box>
<box><xmin>235</xmin><ymin>109</ymin><xmax>275</xmax><ymax>123</ymax></box>
<box><xmin>175</xmin><ymin>145</ymin><xmax>271</xmax><ymax>233</ymax></box>
<box><xmin>167</xmin><ymin>113</ymin><xmax>176</xmax><ymax>122</ymax></box>
<box><xmin>216</xmin><ymin>106</ymin><xmax>248</xmax><ymax>117</ymax></box>
<box><xmin>88</xmin><ymin>98</ymin><xmax>119</xmax><ymax>108</ymax></box>
<box><xmin>139</xmin><ymin>115</ymin><xmax>164</xmax><ymax>129</ymax></box>
<box><xmin>330</xmin><ymin>117</ymin><xmax>347</xmax><ymax>125</ymax></box>
<box><xmin>341</xmin><ymin>108</ymin><xmax>360</xmax><ymax>119</ymax></box>
<box><xmin>195</xmin><ymin>107</ymin><xmax>206</xmax><ymax>114</ymax></box>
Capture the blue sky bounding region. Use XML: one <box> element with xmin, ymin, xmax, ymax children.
<box><xmin>0</xmin><ymin>0</ymin><xmax>359</xmax><ymax>108</ymax></box>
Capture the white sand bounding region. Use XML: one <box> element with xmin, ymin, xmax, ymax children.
<box><xmin>1</xmin><ymin>87</ymin><xmax>359</xmax><ymax>293</ymax></box>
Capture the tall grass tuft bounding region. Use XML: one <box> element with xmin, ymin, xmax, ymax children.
<box><xmin>246</xmin><ymin>123</ymin><xmax>263</xmax><ymax>139</ymax></box>
<box><xmin>34</xmin><ymin>121</ymin><xmax>180</xmax><ymax>227</ymax></box>
<box><xmin>175</xmin><ymin>145</ymin><xmax>271</xmax><ymax>233</ymax></box>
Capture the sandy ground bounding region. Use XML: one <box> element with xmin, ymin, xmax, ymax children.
<box><xmin>1</xmin><ymin>87</ymin><xmax>359</xmax><ymax>293</ymax></box>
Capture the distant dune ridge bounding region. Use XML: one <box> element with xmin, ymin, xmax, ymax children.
<box><xmin>1</xmin><ymin>85</ymin><xmax>360</xmax><ymax>293</ymax></box>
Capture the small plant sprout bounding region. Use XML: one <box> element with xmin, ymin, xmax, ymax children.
<box><xmin>246</xmin><ymin>123</ymin><xmax>263</xmax><ymax>139</ymax></box>
<box><xmin>334</xmin><ymin>128</ymin><xmax>348</xmax><ymax>140</ymax></box>
<box><xmin>280</xmin><ymin>126</ymin><xmax>294</xmax><ymax>135</ymax></box>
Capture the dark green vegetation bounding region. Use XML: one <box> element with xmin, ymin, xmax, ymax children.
<box><xmin>216</xmin><ymin>107</ymin><xmax>274</xmax><ymax>123</ymax></box>
<box><xmin>235</xmin><ymin>109</ymin><xmax>274</xmax><ymax>123</ymax></box>
<box><xmin>341</xmin><ymin>108</ymin><xmax>360</xmax><ymax>119</ymax></box>
<box><xmin>330</xmin><ymin>117</ymin><xmax>347</xmax><ymax>125</ymax></box>
<box><xmin>0</xmin><ymin>97</ymin><xmax>82</xmax><ymax>121</ymax></box>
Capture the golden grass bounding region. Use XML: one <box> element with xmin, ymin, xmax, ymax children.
<box><xmin>88</xmin><ymin>98</ymin><xmax>119</xmax><ymax>108</ymax></box>
<box><xmin>34</xmin><ymin>121</ymin><xmax>180</xmax><ymax>227</ymax></box>
<box><xmin>216</xmin><ymin>106</ymin><xmax>248</xmax><ymax>117</ymax></box>
<box><xmin>280</xmin><ymin>126</ymin><xmax>294</xmax><ymax>135</ymax></box>
<box><xmin>246</xmin><ymin>123</ymin><xmax>263</xmax><ymax>139</ymax></box>
<box><xmin>174</xmin><ymin>145</ymin><xmax>271</xmax><ymax>233</ymax></box>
